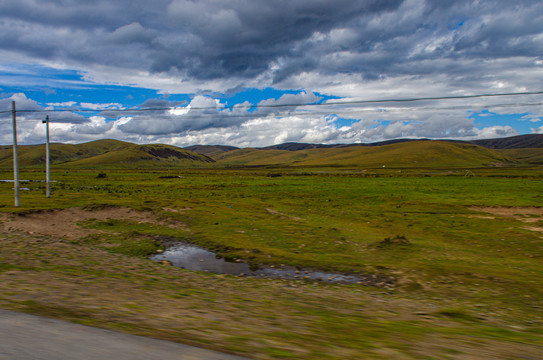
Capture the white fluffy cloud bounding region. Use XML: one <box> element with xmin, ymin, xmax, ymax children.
<box><xmin>532</xmin><ymin>126</ymin><xmax>543</xmax><ymax>134</ymax></box>
<box><xmin>1</xmin><ymin>1</ymin><xmax>543</xmax><ymax>146</ymax></box>
<box><xmin>0</xmin><ymin>91</ymin><xmax>534</xmax><ymax>147</ymax></box>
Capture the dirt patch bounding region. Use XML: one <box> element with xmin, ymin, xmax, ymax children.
<box><xmin>524</xmin><ymin>226</ymin><xmax>543</xmax><ymax>233</ymax></box>
<box><xmin>469</xmin><ymin>206</ymin><xmax>543</xmax><ymax>235</ymax></box>
<box><xmin>469</xmin><ymin>206</ymin><xmax>543</xmax><ymax>219</ymax></box>
<box><xmin>162</xmin><ymin>207</ymin><xmax>192</xmax><ymax>213</ymax></box>
<box><xmin>0</xmin><ymin>207</ymin><xmax>187</xmax><ymax>240</ymax></box>
<box><xmin>265</xmin><ymin>208</ymin><xmax>302</xmax><ymax>221</ymax></box>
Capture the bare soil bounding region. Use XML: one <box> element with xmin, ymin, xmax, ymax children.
<box><xmin>469</xmin><ymin>206</ymin><xmax>543</xmax><ymax>234</ymax></box>
<box><xmin>469</xmin><ymin>206</ymin><xmax>543</xmax><ymax>219</ymax></box>
<box><xmin>0</xmin><ymin>206</ymin><xmax>188</xmax><ymax>239</ymax></box>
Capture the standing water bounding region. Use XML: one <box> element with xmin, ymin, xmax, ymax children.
<box><xmin>151</xmin><ymin>242</ymin><xmax>389</xmax><ymax>285</ymax></box>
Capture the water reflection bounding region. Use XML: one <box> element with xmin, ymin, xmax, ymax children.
<box><xmin>151</xmin><ymin>243</ymin><xmax>366</xmax><ymax>284</ymax></box>
<box><xmin>151</xmin><ymin>243</ymin><xmax>252</xmax><ymax>274</ymax></box>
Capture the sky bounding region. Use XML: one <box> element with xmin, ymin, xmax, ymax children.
<box><xmin>1</xmin><ymin>0</ymin><xmax>543</xmax><ymax>148</ymax></box>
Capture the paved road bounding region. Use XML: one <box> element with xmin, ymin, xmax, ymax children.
<box><xmin>0</xmin><ymin>309</ymin><xmax>249</xmax><ymax>360</ymax></box>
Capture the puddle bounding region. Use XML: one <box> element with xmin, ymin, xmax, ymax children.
<box><xmin>151</xmin><ymin>242</ymin><xmax>386</xmax><ymax>285</ymax></box>
<box><xmin>151</xmin><ymin>243</ymin><xmax>253</xmax><ymax>275</ymax></box>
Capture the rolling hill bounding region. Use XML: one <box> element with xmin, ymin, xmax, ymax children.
<box><xmin>184</xmin><ymin>144</ymin><xmax>238</xmax><ymax>157</ymax></box>
<box><xmin>0</xmin><ymin>135</ymin><xmax>540</xmax><ymax>169</ymax></box>
<box><xmin>213</xmin><ymin>140</ymin><xmax>518</xmax><ymax>168</ymax></box>
<box><xmin>499</xmin><ymin>148</ymin><xmax>543</xmax><ymax>165</ymax></box>
<box><xmin>0</xmin><ymin>139</ymin><xmax>214</xmax><ymax>168</ymax></box>
<box><xmin>470</xmin><ymin>134</ymin><xmax>543</xmax><ymax>149</ymax></box>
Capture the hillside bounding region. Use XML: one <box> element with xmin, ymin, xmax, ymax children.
<box><xmin>257</xmin><ymin>135</ymin><xmax>543</xmax><ymax>152</ymax></box>
<box><xmin>215</xmin><ymin>141</ymin><xmax>517</xmax><ymax>168</ymax></box>
<box><xmin>500</xmin><ymin>148</ymin><xmax>543</xmax><ymax>165</ymax></box>
<box><xmin>0</xmin><ymin>139</ymin><xmax>214</xmax><ymax>168</ymax></box>
<box><xmin>261</xmin><ymin>139</ymin><xmax>424</xmax><ymax>151</ymax></box>
<box><xmin>470</xmin><ymin>134</ymin><xmax>543</xmax><ymax>149</ymax></box>
<box><xmin>0</xmin><ymin>135</ymin><xmax>540</xmax><ymax>169</ymax></box>
<box><xmin>185</xmin><ymin>145</ymin><xmax>238</xmax><ymax>157</ymax></box>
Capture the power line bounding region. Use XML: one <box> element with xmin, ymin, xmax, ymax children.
<box><xmin>2</xmin><ymin>101</ymin><xmax>543</xmax><ymax>124</ymax></box>
<box><xmin>1</xmin><ymin>90</ymin><xmax>543</xmax><ymax>115</ymax></box>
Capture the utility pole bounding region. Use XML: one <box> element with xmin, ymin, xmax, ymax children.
<box><xmin>11</xmin><ymin>101</ymin><xmax>19</xmax><ymax>207</ymax></box>
<box><xmin>43</xmin><ymin>115</ymin><xmax>51</xmax><ymax>198</ymax></box>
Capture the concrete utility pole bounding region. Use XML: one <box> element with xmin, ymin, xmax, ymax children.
<box><xmin>43</xmin><ymin>115</ymin><xmax>51</xmax><ymax>198</ymax></box>
<box><xmin>11</xmin><ymin>101</ymin><xmax>19</xmax><ymax>207</ymax></box>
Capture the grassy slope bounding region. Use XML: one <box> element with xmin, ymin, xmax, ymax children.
<box><xmin>215</xmin><ymin>141</ymin><xmax>517</xmax><ymax>168</ymax></box>
<box><xmin>500</xmin><ymin>148</ymin><xmax>543</xmax><ymax>164</ymax></box>
<box><xmin>0</xmin><ymin>139</ymin><xmax>133</xmax><ymax>167</ymax></box>
<box><xmin>0</xmin><ymin>139</ymin><xmax>213</xmax><ymax>168</ymax></box>
<box><xmin>185</xmin><ymin>145</ymin><xmax>238</xmax><ymax>157</ymax></box>
<box><xmin>1</xmin><ymin>139</ymin><xmax>533</xmax><ymax>170</ymax></box>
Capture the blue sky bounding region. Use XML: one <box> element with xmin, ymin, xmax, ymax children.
<box><xmin>1</xmin><ymin>0</ymin><xmax>542</xmax><ymax>147</ymax></box>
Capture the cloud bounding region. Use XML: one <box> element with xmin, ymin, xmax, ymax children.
<box><xmin>2</xmin><ymin>0</ymin><xmax>541</xmax><ymax>96</ymax></box>
<box><xmin>0</xmin><ymin>90</ymin><xmax>532</xmax><ymax>147</ymax></box>
<box><xmin>80</xmin><ymin>102</ymin><xmax>124</xmax><ymax>110</ymax></box>
<box><xmin>1</xmin><ymin>1</ymin><xmax>543</xmax><ymax>146</ymax></box>
<box><xmin>47</xmin><ymin>101</ymin><xmax>77</xmax><ymax>108</ymax></box>
<box><xmin>107</xmin><ymin>22</ymin><xmax>156</xmax><ymax>44</ymax></box>
<box><xmin>532</xmin><ymin>126</ymin><xmax>543</xmax><ymax>134</ymax></box>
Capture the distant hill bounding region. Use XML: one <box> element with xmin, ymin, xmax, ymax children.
<box><xmin>185</xmin><ymin>145</ymin><xmax>238</xmax><ymax>157</ymax></box>
<box><xmin>208</xmin><ymin>134</ymin><xmax>541</xmax><ymax>167</ymax></box>
<box><xmin>1</xmin><ymin>135</ymin><xmax>540</xmax><ymax>169</ymax></box>
<box><xmin>262</xmin><ymin>142</ymin><xmax>333</xmax><ymax>151</ymax></box>
<box><xmin>0</xmin><ymin>139</ymin><xmax>214</xmax><ymax>168</ymax></box>
<box><xmin>261</xmin><ymin>139</ymin><xmax>424</xmax><ymax>151</ymax></box>
<box><xmin>214</xmin><ymin>140</ymin><xmax>518</xmax><ymax>168</ymax></box>
<box><xmin>260</xmin><ymin>135</ymin><xmax>543</xmax><ymax>151</ymax></box>
<box><xmin>469</xmin><ymin>134</ymin><xmax>543</xmax><ymax>149</ymax></box>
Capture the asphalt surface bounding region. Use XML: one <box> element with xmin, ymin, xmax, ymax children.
<box><xmin>0</xmin><ymin>309</ymin><xmax>249</xmax><ymax>360</ymax></box>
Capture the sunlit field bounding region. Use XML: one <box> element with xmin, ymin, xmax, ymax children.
<box><xmin>1</xmin><ymin>167</ymin><xmax>542</xmax><ymax>359</ymax></box>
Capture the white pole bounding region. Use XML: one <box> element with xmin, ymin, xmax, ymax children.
<box><xmin>45</xmin><ymin>115</ymin><xmax>51</xmax><ymax>198</ymax></box>
<box><xmin>11</xmin><ymin>101</ymin><xmax>19</xmax><ymax>207</ymax></box>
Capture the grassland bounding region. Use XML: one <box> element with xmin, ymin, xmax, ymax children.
<box><xmin>0</xmin><ymin>164</ymin><xmax>542</xmax><ymax>359</ymax></box>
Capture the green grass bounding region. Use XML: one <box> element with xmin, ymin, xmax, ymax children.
<box><xmin>1</xmin><ymin>166</ymin><xmax>542</xmax><ymax>359</ymax></box>
<box><xmin>2</xmin><ymin>168</ymin><xmax>542</xmax><ymax>289</ymax></box>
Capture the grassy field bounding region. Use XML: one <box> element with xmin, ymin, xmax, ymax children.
<box><xmin>1</xmin><ymin>166</ymin><xmax>542</xmax><ymax>359</ymax></box>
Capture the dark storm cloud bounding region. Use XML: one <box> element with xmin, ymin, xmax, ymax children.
<box><xmin>1</xmin><ymin>0</ymin><xmax>542</xmax><ymax>92</ymax></box>
<box><xmin>0</xmin><ymin>0</ymin><xmax>403</xmax><ymax>80</ymax></box>
<box><xmin>159</xmin><ymin>0</ymin><xmax>403</xmax><ymax>78</ymax></box>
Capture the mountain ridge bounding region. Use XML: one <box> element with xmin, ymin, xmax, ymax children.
<box><xmin>186</xmin><ymin>134</ymin><xmax>542</xmax><ymax>155</ymax></box>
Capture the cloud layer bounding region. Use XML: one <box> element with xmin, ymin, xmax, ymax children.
<box><xmin>2</xmin><ymin>0</ymin><xmax>542</xmax><ymax>94</ymax></box>
<box><xmin>1</xmin><ymin>90</ymin><xmax>533</xmax><ymax>147</ymax></box>
<box><xmin>1</xmin><ymin>0</ymin><xmax>542</xmax><ymax>146</ymax></box>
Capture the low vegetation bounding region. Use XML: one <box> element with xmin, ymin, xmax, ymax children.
<box><xmin>0</xmin><ymin>136</ymin><xmax>542</xmax><ymax>359</ymax></box>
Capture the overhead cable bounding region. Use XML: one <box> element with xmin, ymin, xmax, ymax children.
<box><xmin>1</xmin><ymin>90</ymin><xmax>543</xmax><ymax>116</ymax></box>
